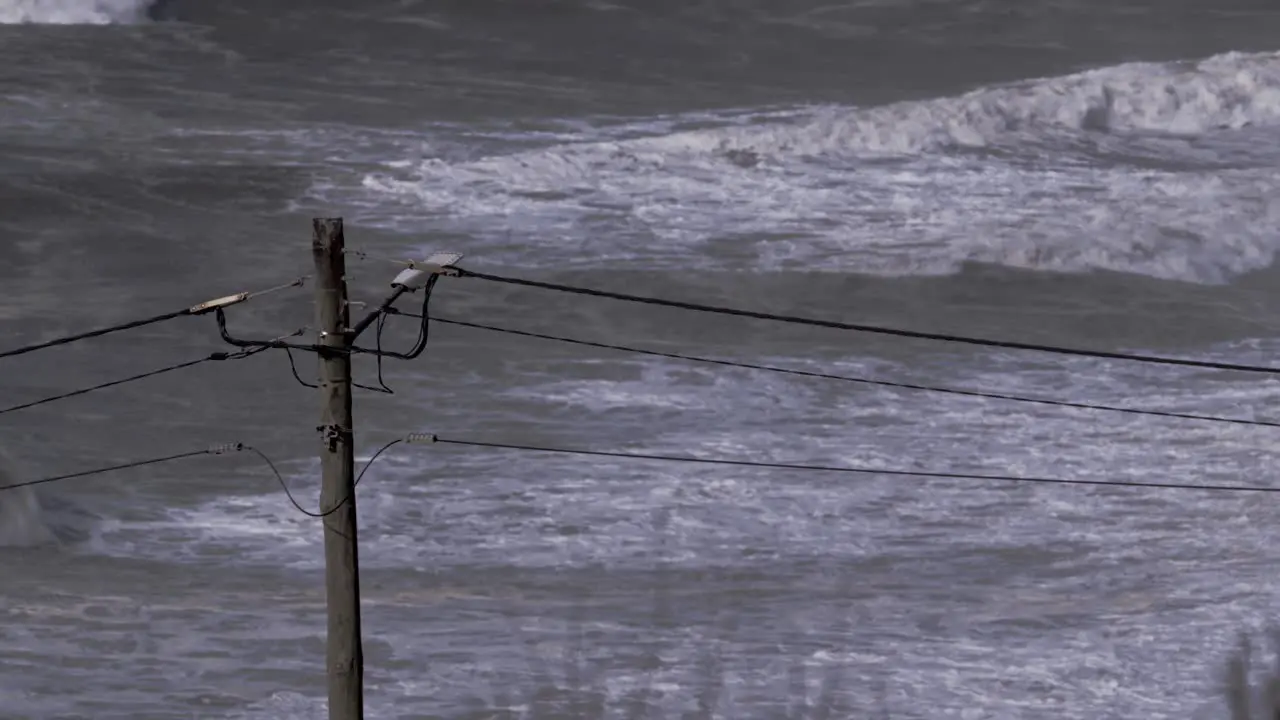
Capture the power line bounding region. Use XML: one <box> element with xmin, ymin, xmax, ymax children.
<box><xmin>343</xmin><ymin>249</ymin><xmax>422</xmax><ymax>267</ymax></box>
<box><xmin>0</xmin><ymin>348</ymin><xmax>267</xmax><ymax>416</ymax></box>
<box><xmin>278</xmin><ymin>342</ymin><xmax>393</xmax><ymax>394</ymax></box>
<box><xmin>396</xmin><ymin>311</ymin><xmax>1280</xmax><ymax>430</ymax></box>
<box><xmin>237</xmin><ymin>276</ymin><xmax>312</xmax><ymax>303</ymax></box>
<box><xmin>449</xmin><ymin>268</ymin><xmax>1280</xmax><ymax>376</ymax></box>
<box><xmin>414</xmin><ymin>434</ymin><xmax>1280</xmax><ymax>494</ymax></box>
<box><xmin>0</xmin><ymin>328</ymin><xmax>309</xmax><ymax>416</ymax></box>
<box><xmin>0</xmin><ymin>276</ymin><xmax>309</xmax><ymax>361</ymax></box>
<box><xmin>0</xmin><ymin>437</ymin><xmax>401</xmax><ymax>520</ymax></box>
<box><xmin>269</xmin><ymin>438</ymin><xmax>405</xmax><ymax>519</ymax></box>
<box><xmin>1</xmin><ymin>307</ymin><xmax>195</xmax><ymax>361</ymax></box>
<box><xmin>237</xmin><ymin>439</ymin><xmax>405</xmax><ymax>518</ymax></box>
<box><xmin>0</xmin><ymin>443</ymin><xmax>247</xmax><ymax>493</ymax></box>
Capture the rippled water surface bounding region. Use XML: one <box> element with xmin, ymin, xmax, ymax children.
<box><xmin>4</xmin><ymin>0</ymin><xmax>1280</xmax><ymax>717</ymax></box>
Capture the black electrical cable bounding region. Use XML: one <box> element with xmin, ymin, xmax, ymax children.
<box><xmin>0</xmin><ymin>277</ymin><xmax>308</xmax><ymax>361</ymax></box>
<box><xmin>354</xmin><ymin>274</ymin><xmax>437</xmax><ymax>360</ymax></box>
<box><xmin>404</xmin><ymin>314</ymin><xmax>1280</xmax><ymax>430</ymax></box>
<box><xmin>0</xmin><ymin>308</ymin><xmax>195</xmax><ymax>361</ymax></box>
<box><xmin>0</xmin><ymin>446</ymin><xmax>239</xmax><ymax>493</ymax></box>
<box><xmin>0</xmin><ymin>439</ymin><xmax>406</xmax><ymax>518</ymax></box>
<box><xmin>0</xmin><ymin>347</ymin><xmax>267</xmax><ymax>416</ymax></box>
<box><xmin>255</xmin><ymin>438</ymin><xmax>405</xmax><ymax>518</ymax></box>
<box><xmin>450</xmin><ymin>268</ymin><xmax>1280</xmax><ymax>376</ymax></box>
<box><xmin>426</xmin><ymin>435</ymin><xmax>1280</xmax><ymax>494</ymax></box>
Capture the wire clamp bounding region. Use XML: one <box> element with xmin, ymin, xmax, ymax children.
<box><xmin>390</xmin><ymin>252</ymin><xmax>464</xmax><ymax>289</ymax></box>
<box><xmin>189</xmin><ymin>292</ymin><xmax>250</xmax><ymax>314</ymax></box>
<box><xmin>317</xmin><ymin>424</ymin><xmax>349</xmax><ymax>451</ymax></box>
<box><xmin>209</xmin><ymin>442</ymin><xmax>245</xmax><ymax>455</ymax></box>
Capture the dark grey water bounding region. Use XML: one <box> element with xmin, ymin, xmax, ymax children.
<box><xmin>4</xmin><ymin>0</ymin><xmax>1280</xmax><ymax>717</ymax></box>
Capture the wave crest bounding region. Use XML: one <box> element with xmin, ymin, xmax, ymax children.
<box><xmin>667</xmin><ymin>51</ymin><xmax>1280</xmax><ymax>157</ymax></box>
<box><xmin>0</xmin><ymin>0</ymin><xmax>154</xmax><ymax>25</ymax></box>
<box><xmin>354</xmin><ymin>51</ymin><xmax>1280</xmax><ymax>284</ymax></box>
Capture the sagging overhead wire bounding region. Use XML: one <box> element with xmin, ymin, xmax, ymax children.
<box><xmin>265</xmin><ymin>437</ymin><xmax>407</xmax><ymax>519</ymax></box>
<box><xmin>0</xmin><ymin>443</ymin><xmax>249</xmax><ymax>493</ymax></box>
<box><xmin>415</xmin><ymin>434</ymin><xmax>1280</xmax><ymax>494</ymax></box>
<box><xmin>0</xmin><ymin>348</ymin><xmax>264</xmax><ymax>416</ymax></box>
<box><xmin>399</xmin><ymin>312</ymin><xmax>1280</xmax><ymax>430</ymax></box>
<box><xmin>0</xmin><ymin>328</ymin><xmax>309</xmax><ymax>417</ymax></box>
<box><xmin>345</xmin><ymin>273</ymin><xmax>439</xmax><ymax>393</ymax></box>
<box><xmin>360</xmin><ymin>273</ymin><xmax>438</xmax><ymax>361</ymax></box>
<box><xmin>216</xmin><ymin>306</ymin><xmax>328</xmax><ymax>355</ymax></box>
<box><xmin>447</xmin><ymin>268</ymin><xmax>1280</xmax><ymax>376</ymax></box>
<box><xmin>0</xmin><ymin>276</ymin><xmax>310</xmax><ymax>361</ymax></box>
<box><xmin>279</xmin><ymin>344</ymin><xmax>395</xmax><ymax>395</ymax></box>
<box><xmin>0</xmin><ymin>436</ymin><xmax>406</xmax><ymax>521</ymax></box>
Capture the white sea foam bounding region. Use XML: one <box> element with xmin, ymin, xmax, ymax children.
<box><xmin>0</xmin><ymin>0</ymin><xmax>151</xmax><ymax>24</ymax></box>
<box><xmin>669</xmin><ymin>50</ymin><xmax>1280</xmax><ymax>156</ymax></box>
<box><xmin>359</xmin><ymin>50</ymin><xmax>1280</xmax><ymax>283</ymax></box>
<box><xmin>89</xmin><ymin>336</ymin><xmax>1280</xmax><ymax>573</ymax></box>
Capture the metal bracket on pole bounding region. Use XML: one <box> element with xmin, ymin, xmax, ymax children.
<box><xmin>390</xmin><ymin>252</ymin><xmax>465</xmax><ymax>285</ymax></box>
<box><xmin>215</xmin><ymin>308</ymin><xmax>325</xmax><ymax>353</ymax></box>
<box><xmin>316</xmin><ymin>424</ymin><xmax>350</xmax><ymax>453</ymax></box>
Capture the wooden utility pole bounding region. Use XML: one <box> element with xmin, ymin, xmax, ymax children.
<box><xmin>312</xmin><ymin>217</ymin><xmax>365</xmax><ymax>720</ymax></box>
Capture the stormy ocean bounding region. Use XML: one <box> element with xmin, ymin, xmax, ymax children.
<box><xmin>3</xmin><ymin>0</ymin><xmax>1280</xmax><ymax>717</ymax></box>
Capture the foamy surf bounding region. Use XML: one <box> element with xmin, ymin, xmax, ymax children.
<box><xmin>356</xmin><ymin>50</ymin><xmax>1280</xmax><ymax>284</ymax></box>
<box><xmin>0</xmin><ymin>0</ymin><xmax>153</xmax><ymax>24</ymax></box>
<box><xmin>679</xmin><ymin>49</ymin><xmax>1280</xmax><ymax>157</ymax></box>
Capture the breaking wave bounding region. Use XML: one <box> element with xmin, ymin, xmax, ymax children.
<box><xmin>0</xmin><ymin>0</ymin><xmax>154</xmax><ymax>24</ymax></box>
<box><xmin>698</xmin><ymin>50</ymin><xmax>1280</xmax><ymax>156</ymax></box>
<box><xmin>360</xmin><ymin>50</ymin><xmax>1280</xmax><ymax>283</ymax></box>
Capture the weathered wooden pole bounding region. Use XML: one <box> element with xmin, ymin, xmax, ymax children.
<box><xmin>312</xmin><ymin>217</ymin><xmax>364</xmax><ymax>720</ymax></box>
